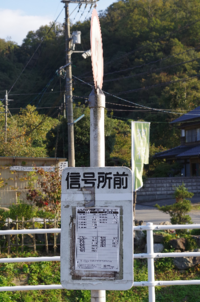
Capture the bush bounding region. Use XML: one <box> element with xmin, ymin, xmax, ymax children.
<box><xmin>173</xmin><ymin>183</ymin><xmax>194</xmax><ymax>201</ymax></box>
<box><xmin>155</xmin><ymin>183</ymin><xmax>193</xmax><ymax>234</ymax></box>
<box><xmin>8</xmin><ymin>201</ymin><xmax>38</xmax><ymax>220</ymax></box>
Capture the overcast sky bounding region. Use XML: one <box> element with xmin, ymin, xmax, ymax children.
<box><xmin>0</xmin><ymin>0</ymin><xmax>116</xmax><ymax>45</ymax></box>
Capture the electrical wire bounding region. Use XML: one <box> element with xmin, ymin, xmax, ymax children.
<box><xmin>78</xmin><ymin>17</ymin><xmax>200</xmax><ymax>79</ymax></box>
<box><xmin>114</xmin><ymin>72</ymin><xmax>200</xmax><ymax>96</ymax></box>
<box><xmin>110</xmin><ymin>115</ymin><xmax>169</xmax><ymax>123</ymax></box>
<box><xmin>72</xmin><ymin>74</ymin><xmax>200</xmax><ymax>117</ymax></box>
<box><xmin>84</xmin><ymin>3</ymin><xmax>93</xmax><ymax>21</ymax></box>
<box><xmin>103</xmin><ymin>56</ymin><xmax>200</xmax><ymax>84</ymax></box>
<box><xmin>106</xmin><ymin>101</ymin><xmax>187</xmax><ymax>111</ymax></box>
<box><xmin>82</xmin><ymin>46</ymin><xmax>200</xmax><ymax>80</ymax></box>
<box><xmin>70</xmin><ymin>4</ymin><xmax>79</xmax><ymax>17</ymax></box>
<box><xmin>104</xmin><ymin>47</ymin><xmax>200</xmax><ymax>77</ymax></box>
<box><xmin>8</xmin><ymin>7</ymin><xmax>64</xmax><ymax>95</ymax></box>
<box><xmin>9</xmin><ymin>106</ymin><xmax>60</xmax><ymax>110</ymax></box>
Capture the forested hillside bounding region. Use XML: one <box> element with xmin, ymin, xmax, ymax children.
<box><xmin>1</xmin><ymin>0</ymin><xmax>200</xmax><ymax>155</ymax></box>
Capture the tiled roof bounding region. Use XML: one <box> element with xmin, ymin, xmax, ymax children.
<box><xmin>177</xmin><ymin>144</ymin><xmax>200</xmax><ymax>157</ymax></box>
<box><xmin>170</xmin><ymin>106</ymin><xmax>200</xmax><ymax>124</ymax></box>
<box><xmin>154</xmin><ymin>145</ymin><xmax>192</xmax><ymax>158</ymax></box>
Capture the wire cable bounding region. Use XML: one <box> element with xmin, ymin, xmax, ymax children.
<box><xmin>79</xmin><ymin>17</ymin><xmax>200</xmax><ymax>79</ymax></box>
<box><xmin>8</xmin><ymin>7</ymin><xmax>64</xmax><ymax>95</ymax></box>
<box><xmin>72</xmin><ymin>74</ymin><xmax>200</xmax><ymax>117</ymax></box>
<box><xmin>103</xmin><ymin>57</ymin><xmax>200</xmax><ymax>83</ymax></box>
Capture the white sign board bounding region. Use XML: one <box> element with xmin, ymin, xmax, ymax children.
<box><xmin>61</xmin><ymin>167</ymin><xmax>133</xmax><ymax>291</ymax></box>
<box><xmin>75</xmin><ymin>207</ymin><xmax>120</xmax><ymax>271</ymax></box>
<box><xmin>10</xmin><ymin>162</ymin><xmax>68</xmax><ymax>173</ymax></box>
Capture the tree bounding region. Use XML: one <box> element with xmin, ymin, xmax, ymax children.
<box><xmin>27</xmin><ymin>168</ymin><xmax>61</xmax><ymax>216</ymax></box>
<box><xmin>0</xmin><ymin>105</ymin><xmax>59</xmax><ymax>157</ymax></box>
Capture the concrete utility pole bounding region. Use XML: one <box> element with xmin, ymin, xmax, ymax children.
<box><xmin>64</xmin><ymin>2</ymin><xmax>75</xmax><ymax>167</ymax></box>
<box><xmin>89</xmin><ymin>88</ymin><xmax>106</xmax><ymax>302</ymax></box>
<box><xmin>4</xmin><ymin>90</ymin><xmax>8</xmax><ymax>143</ymax></box>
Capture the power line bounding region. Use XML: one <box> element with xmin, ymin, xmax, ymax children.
<box><xmin>84</xmin><ymin>46</ymin><xmax>200</xmax><ymax>79</ymax></box>
<box><xmin>8</xmin><ymin>7</ymin><xmax>64</xmax><ymax>95</ymax></box>
<box><xmin>78</xmin><ymin>17</ymin><xmax>200</xmax><ymax>79</ymax></box>
<box><xmin>110</xmin><ymin>115</ymin><xmax>169</xmax><ymax>123</ymax></box>
<box><xmin>114</xmin><ymin>72</ymin><xmax>200</xmax><ymax>96</ymax></box>
<box><xmin>72</xmin><ymin>74</ymin><xmax>200</xmax><ymax>117</ymax></box>
<box><xmin>103</xmin><ymin>56</ymin><xmax>200</xmax><ymax>84</ymax></box>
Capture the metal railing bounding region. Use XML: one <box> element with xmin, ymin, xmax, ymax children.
<box><xmin>0</xmin><ymin>223</ymin><xmax>200</xmax><ymax>301</ymax></box>
<box><xmin>133</xmin><ymin>222</ymin><xmax>200</xmax><ymax>302</ymax></box>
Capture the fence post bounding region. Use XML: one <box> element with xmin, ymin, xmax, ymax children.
<box><xmin>16</xmin><ymin>216</ymin><xmax>18</xmax><ymax>252</ymax></box>
<box><xmin>146</xmin><ymin>222</ymin><xmax>155</xmax><ymax>302</ymax></box>
<box><xmin>44</xmin><ymin>218</ymin><xmax>48</xmax><ymax>254</ymax></box>
<box><xmin>32</xmin><ymin>218</ymin><xmax>36</xmax><ymax>252</ymax></box>
<box><xmin>8</xmin><ymin>217</ymin><xmax>10</xmax><ymax>254</ymax></box>
<box><xmin>54</xmin><ymin>218</ymin><xmax>57</xmax><ymax>255</ymax></box>
<box><xmin>22</xmin><ymin>217</ymin><xmax>24</xmax><ymax>252</ymax></box>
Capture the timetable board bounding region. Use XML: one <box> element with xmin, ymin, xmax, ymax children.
<box><xmin>75</xmin><ymin>207</ymin><xmax>120</xmax><ymax>271</ymax></box>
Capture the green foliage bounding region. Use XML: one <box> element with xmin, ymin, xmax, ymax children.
<box><xmin>155</xmin><ymin>184</ymin><xmax>193</xmax><ymax>234</ymax></box>
<box><xmin>0</xmin><ymin>255</ymin><xmax>200</xmax><ymax>301</ymax></box>
<box><xmin>2</xmin><ymin>0</ymin><xmax>200</xmax><ymax>155</ymax></box>
<box><xmin>46</xmin><ymin>105</ymin><xmax>131</xmax><ymax>166</ymax></box>
<box><xmin>186</xmin><ymin>236</ymin><xmax>198</xmax><ymax>250</ymax></box>
<box><xmin>173</xmin><ymin>183</ymin><xmax>194</xmax><ymax>200</ymax></box>
<box><xmin>8</xmin><ymin>201</ymin><xmax>38</xmax><ymax>220</ymax></box>
<box><xmin>191</xmin><ymin>229</ymin><xmax>200</xmax><ymax>235</ymax></box>
<box><xmin>155</xmin><ymin>200</ymin><xmax>192</xmax><ymax>231</ymax></box>
<box><xmin>36</xmin><ymin>210</ymin><xmax>55</xmax><ymax>219</ymax></box>
<box><xmin>150</xmin><ymin>161</ymin><xmax>183</xmax><ymax>177</ymax></box>
<box><xmin>0</xmin><ymin>105</ymin><xmax>59</xmax><ymax>157</ymax></box>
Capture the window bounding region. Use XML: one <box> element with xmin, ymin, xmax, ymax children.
<box><xmin>197</xmin><ymin>128</ymin><xmax>200</xmax><ymax>141</ymax></box>
<box><xmin>186</xmin><ymin>129</ymin><xmax>196</xmax><ymax>142</ymax></box>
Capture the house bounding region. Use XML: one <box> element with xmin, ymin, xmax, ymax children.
<box><xmin>154</xmin><ymin>107</ymin><xmax>200</xmax><ymax>177</ymax></box>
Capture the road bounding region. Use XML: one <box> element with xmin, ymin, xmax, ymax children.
<box><xmin>135</xmin><ymin>197</ymin><xmax>200</xmax><ymax>224</ymax></box>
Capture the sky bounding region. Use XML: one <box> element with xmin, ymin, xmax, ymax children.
<box><xmin>0</xmin><ymin>0</ymin><xmax>117</xmax><ymax>45</ymax></box>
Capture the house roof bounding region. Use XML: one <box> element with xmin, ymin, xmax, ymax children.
<box><xmin>177</xmin><ymin>144</ymin><xmax>200</xmax><ymax>157</ymax></box>
<box><xmin>170</xmin><ymin>106</ymin><xmax>200</xmax><ymax>124</ymax></box>
<box><xmin>154</xmin><ymin>144</ymin><xmax>200</xmax><ymax>159</ymax></box>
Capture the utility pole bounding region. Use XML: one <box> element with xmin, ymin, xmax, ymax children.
<box><xmin>61</xmin><ymin>0</ymin><xmax>93</xmax><ymax>167</ymax></box>
<box><xmin>63</xmin><ymin>93</ymin><xmax>66</xmax><ymax>119</ymax></box>
<box><xmin>4</xmin><ymin>90</ymin><xmax>8</xmax><ymax>143</ymax></box>
<box><xmin>64</xmin><ymin>2</ymin><xmax>75</xmax><ymax>167</ymax></box>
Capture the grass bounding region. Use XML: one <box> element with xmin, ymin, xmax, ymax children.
<box><xmin>191</xmin><ymin>203</ymin><xmax>200</xmax><ymax>211</ymax></box>
<box><xmin>0</xmin><ymin>251</ymin><xmax>200</xmax><ymax>301</ymax></box>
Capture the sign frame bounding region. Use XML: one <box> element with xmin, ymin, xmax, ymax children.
<box><xmin>61</xmin><ymin>167</ymin><xmax>133</xmax><ymax>290</ymax></box>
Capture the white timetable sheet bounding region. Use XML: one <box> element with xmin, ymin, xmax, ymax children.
<box><xmin>75</xmin><ymin>207</ymin><xmax>120</xmax><ymax>272</ymax></box>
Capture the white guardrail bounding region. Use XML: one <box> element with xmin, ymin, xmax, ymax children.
<box><xmin>0</xmin><ymin>223</ymin><xmax>200</xmax><ymax>302</ymax></box>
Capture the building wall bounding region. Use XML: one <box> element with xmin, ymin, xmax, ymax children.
<box><xmin>137</xmin><ymin>176</ymin><xmax>200</xmax><ymax>202</ymax></box>
<box><xmin>0</xmin><ymin>157</ymin><xmax>67</xmax><ymax>208</ymax></box>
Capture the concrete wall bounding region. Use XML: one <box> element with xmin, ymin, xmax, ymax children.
<box><xmin>137</xmin><ymin>177</ymin><xmax>200</xmax><ymax>202</ymax></box>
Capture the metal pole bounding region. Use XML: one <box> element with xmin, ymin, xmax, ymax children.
<box><xmin>5</xmin><ymin>90</ymin><xmax>8</xmax><ymax>143</ymax></box>
<box><xmin>65</xmin><ymin>3</ymin><xmax>75</xmax><ymax>167</ymax></box>
<box><xmin>89</xmin><ymin>89</ymin><xmax>105</xmax><ymax>167</ymax></box>
<box><xmin>89</xmin><ymin>88</ymin><xmax>106</xmax><ymax>302</ymax></box>
<box><xmin>146</xmin><ymin>222</ymin><xmax>155</xmax><ymax>302</ymax></box>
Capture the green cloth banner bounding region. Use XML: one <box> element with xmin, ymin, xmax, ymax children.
<box><xmin>131</xmin><ymin>122</ymin><xmax>150</xmax><ymax>191</ymax></box>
